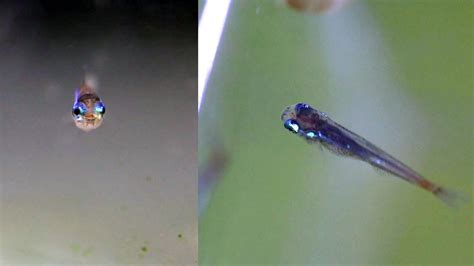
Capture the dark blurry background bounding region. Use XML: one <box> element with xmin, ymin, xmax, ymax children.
<box><xmin>1</xmin><ymin>0</ymin><xmax>196</xmax><ymax>264</ymax></box>
<box><xmin>34</xmin><ymin>0</ymin><xmax>193</xmax><ymax>20</ymax></box>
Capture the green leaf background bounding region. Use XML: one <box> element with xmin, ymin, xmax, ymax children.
<box><xmin>199</xmin><ymin>0</ymin><xmax>473</xmax><ymax>265</ymax></box>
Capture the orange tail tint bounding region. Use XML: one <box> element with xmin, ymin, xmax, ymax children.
<box><xmin>418</xmin><ymin>179</ymin><xmax>467</xmax><ymax>208</ymax></box>
<box><xmin>418</xmin><ymin>179</ymin><xmax>437</xmax><ymax>192</ymax></box>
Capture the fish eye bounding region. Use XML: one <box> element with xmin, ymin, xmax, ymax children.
<box><xmin>284</xmin><ymin>119</ymin><xmax>299</xmax><ymax>134</ymax></box>
<box><xmin>72</xmin><ymin>108</ymin><xmax>81</xmax><ymax>116</ymax></box>
<box><xmin>72</xmin><ymin>104</ymin><xmax>86</xmax><ymax>117</ymax></box>
<box><xmin>95</xmin><ymin>102</ymin><xmax>105</xmax><ymax>114</ymax></box>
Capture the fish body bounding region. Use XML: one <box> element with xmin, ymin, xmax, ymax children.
<box><xmin>72</xmin><ymin>78</ymin><xmax>105</xmax><ymax>132</ymax></box>
<box><xmin>281</xmin><ymin>103</ymin><xmax>463</xmax><ymax>207</ymax></box>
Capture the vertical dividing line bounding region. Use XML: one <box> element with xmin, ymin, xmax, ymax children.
<box><xmin>198</xmin><ymin>0</ymin><xmax>232</xmax><ymax>112</ymax></box>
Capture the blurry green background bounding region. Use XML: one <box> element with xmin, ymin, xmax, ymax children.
<box><xmin>199</xmin><ymin>0</ymin><xmax>473</xmax><ymax>265</ymax></box>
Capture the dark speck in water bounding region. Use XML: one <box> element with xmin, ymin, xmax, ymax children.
<box><xmin>141</xmin><ymin>246</ymin><xmax>148</xmax><ymax>252</ymax></box>
<box><xmin>178</xmin><ymin>234</ymin><xmax>183</xmax><ymax>239</ymax></box>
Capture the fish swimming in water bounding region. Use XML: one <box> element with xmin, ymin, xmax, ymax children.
<box><xmin>281</xmin><ymin>103</ymin><xmax>464</xmax><ymax>207</ymax></box>
<box><xmin>72</xmin><ymin>75</ymin><xmax>105</xmax><ymax>132</ymax></box>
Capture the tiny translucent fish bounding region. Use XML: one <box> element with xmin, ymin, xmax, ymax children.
<box><xmin>72</xmin><ymin>75</ymin><xmax>105</xmax><ymax>132</ymax></box>
<box><xmin>281</xmin><ymin>103</ymin><xmax>464</xmax><ymax>207</ymax></box>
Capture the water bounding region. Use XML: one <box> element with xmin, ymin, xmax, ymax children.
<box><xmin>0</xmin><ymin>4</ymin><xmax>197</xmax><ymax>264</ymax></box>
<box><xmin>198</xmin><ymin>0</ymin><xmax>473</xmax><ymax>264</ymax></box>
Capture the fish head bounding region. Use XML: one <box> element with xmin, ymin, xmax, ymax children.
<box><xmin>72</xmin><ymin>100</ymin><xmax>106</xmax><ymax>132</ymax></box>
<box><xmin>281</xmin><ymin>103</ymin><xmax>322</xmax><ymax>134</ymax></box>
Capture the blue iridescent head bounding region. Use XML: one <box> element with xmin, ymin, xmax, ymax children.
<box><xmin>72</xmin><ymin>100</ymin><xmax>105</xmax><ymax>131</ymax></box>
<box><xmin>294</xmin><ymin>103</ymin><xmax>312</xmax><ymax>115</ymax></box>
<box><xmin>281</xmin><ymin>103</ymin><xmax>319</xmax><ymax>136</ymax></box>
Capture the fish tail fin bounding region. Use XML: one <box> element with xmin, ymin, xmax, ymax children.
<box><xmin>84</xmin><ymin>72</ymin><xmax>98</xmax><ymax>90</ymax></box>
<box><xmin>81</xmin><ymin>64</ymin><xmax>98</xmax><ymax>90</ymax></box>
<box><xmin>433</xmin><ymin>187</ymin><xmax>468</xmax><ymax>209</ymax></box>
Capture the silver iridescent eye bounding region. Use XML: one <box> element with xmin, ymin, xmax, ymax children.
<box><xmin>72</xmin><ymin>104</ymin><xmax>86</xmax><ymax>117</ymax></box>
<box><xmin>95</xmin><ymin>102</ymin><xmax>105</xmax><ymax>114</ymax></box>
<box><xmin>284</xmin><ymin>119</ymin><xmax>299</xmax><ymax>134</ymax></box>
